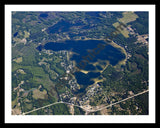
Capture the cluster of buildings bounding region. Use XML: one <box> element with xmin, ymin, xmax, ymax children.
<box><xmin>127</xmin><ymin>26</ymin><xmax>149</xmax><ymax>45</ymax></box>
<box><xmin>78</xmin><ymin>83</ymin><xmax>102</xmax><ymax>106</ymax></box>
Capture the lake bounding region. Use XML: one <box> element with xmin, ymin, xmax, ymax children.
<box><xmin>39</xmin><ymin>40</ymin><xmax>126</xmax><ymax>92</ymax></box>
<box><xmin>46</xmin><ymin>20</ymin><xmax>84</xmax><ymax>34</ymax></box>
<box><xmin>13</xmin><ymin>32</ymin><xmax>18</xmax><ymax>37</ymax></box>
<box><xmin>39</xmin><ymin>13</ymin><xmax>48</xmax><ymax>18</ymax></box>
<box><xmin>43</xmin><ymin>40</ymin><xmax>125</xmax><ymax>67</ymax></box>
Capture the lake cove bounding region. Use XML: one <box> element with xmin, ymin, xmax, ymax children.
<box><xmin>42</xmin><ymin>40</ymin><xmax>126</xmax><ymax>91</ymax></box>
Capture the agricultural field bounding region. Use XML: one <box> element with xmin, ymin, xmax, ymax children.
<box><xmin>112</xmin><ymin>11</ymin><xmax>139</xmax><ymax>38</ymax></box>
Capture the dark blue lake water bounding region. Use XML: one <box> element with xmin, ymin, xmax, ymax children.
<box><xmin>46</xmin><ymin>20</ymin><xmax>84</xmax><ymax>34</ymax></box>
<box><xmin>13</xmin><ymin>32</ymin><xmax>18</xmax><ymax>37</ymax></box>
<box><xmin>41</xmin><ymin>40</ymin><xmax>125</xmax><ymax>92</ymax></box>
<box><xmin>39</xmin><ymin>13</ymin><xmax>48</xmax><ymax>18</ymax></box>
<box><xmin>74</xmin><ymin>72</ymin><xmax>101</xmax><ymax>86</ymax></box>
<box><xmin>44</xmin><ymin>40</ymin><xmax>125</xmax><ymax>67</ymax></box>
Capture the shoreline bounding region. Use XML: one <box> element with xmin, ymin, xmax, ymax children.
<box><xmin>39</xmin><ymin>38</ymin><xmax>128</xmax><ymax>69</ymax></box>
<box><xmin>109</xmin><ymin>41</ymin><xmax>127</xmax><ymax>66</ymax></box>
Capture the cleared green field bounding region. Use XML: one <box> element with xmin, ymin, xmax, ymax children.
<box><xmin>32</xmin><ymin>89</ymin><xmax>48</xmax><ymax>100</ymax></box>
<box><xmin>118</xmin><ymin>11</ymin><xmax>139</xmax><ymax>24</ymax></box>
<box><xmin>13</xmin><ymin>57</ymin><xmax>22</xmax><ymax>63</ymax></box>
<box><xmin>112</xmin><ymin>11</ymin><xmax>139</xmax><ymax>38</ymax></box>
<box><xmin>112</xmin><ymin>22</ymin><xmax>129</xmax><ymax>38</ymax></box>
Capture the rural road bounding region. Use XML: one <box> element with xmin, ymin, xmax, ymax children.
<box><xmin>22</xmin><ymin>89</ymin><xmax>149</xmax><ymax>115</ymax></box>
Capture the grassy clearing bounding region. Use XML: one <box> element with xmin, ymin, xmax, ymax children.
<box><xmin>24</xmin><ymin>31</ymin><xmax>30</xmax><ymax>38</ymax></box>
<box><xmin>12</xmin><ymin>64</ymin><xmax>45</xmax><ymax>78</ymax></box>
<box><xmin>32</xmin><ymin>89</ymin><xmax>48</xmax><ymax>100</ymax></box>
<box><xmin>13</xmin><ymin>57</ymin><xmax>22</xmax><ymax>63</ymax></box>
<box><xmin>92</xmin><ymin>77</ymin><xmax>104</xmax><ymax>84</ymax></box>
<box><xmin>17</xmin><ymin>69</ymin><xmax>26</xmax><ymax>74</ymax></box>
<box><xmin>13</xmin><ymin>64</ymin><xmax>52</xmax><ymax>85</ymax></box>
<box><xmin>112</xmin><ymin>22</ymin><xmax>129</xmax><ymax>38</ymax></box>
<box><xmin>80</xmin><ymin>69</ymin><xmax>89</xmax><ymax>74</ymax></box>
<box><xmin>112</xmin><ymin>11</ymin><xmax>138</xmax><ymax>38</ymax></box>
<box><xmin>118</xmin><ymin>11</ymin><xmax>139</xmax><ymax>24</ymax></box>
